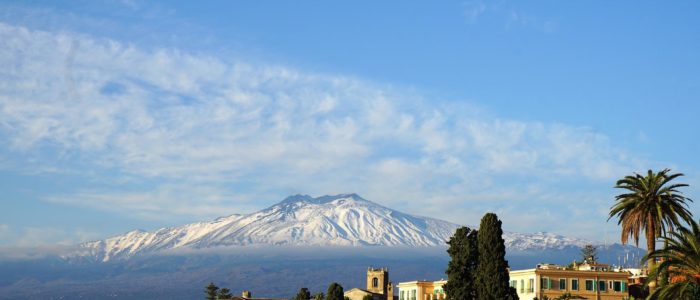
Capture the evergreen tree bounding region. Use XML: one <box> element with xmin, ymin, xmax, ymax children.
<box><xmin>294</xmin><ymin>288</ymin><xmax>312</xmax><ymax>300</ymax></box>
<box><xmin>362</xmin><ymin>295</ymin><xmax>374</xmax><ymax>300</ymax></box>
<box><xmin>443</xmin><ymin>226</ymin><xmax>478</xmax><ymax>300</ymax></box>
<box><xmin>313</xmin><ymin>292</ymin><xmax>325</xmax><ymax>300</ymax></box>
<box><xmin>580</xmin><ymin>244</ymin><xmax>597</xmax><ymax>263</ymax></box>
<box><xmin>326</xmin><ymin>283</ymin><xmax>344</xmax><ymax>300</ymax></box>
<box><xmin>217</xmin><ymin>288</ymin><xmax>233</xmax><ymax>299</ymax></box>
<box><xmin>507</xmin><ymin>287</ymin><xmax>519</xmax><ymax>300</ymax></box>
<box><xmin>475</xmin><ymin>213</ymin><xmax>511</xmax><ymax>300</ymax></box>
<box><xmin>205</xmin><ymin>282</ymin><xmax>219</xmax><ymax>300</ymax></box>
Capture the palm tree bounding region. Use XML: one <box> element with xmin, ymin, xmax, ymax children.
<box><xmin>608</xmin><ymin>169</ymin><xmax>693</xmax><ymax>291</ymax></box>
<box><xmin>645</xmin><ymin>219</ymin><xmax>700</xmax><ymax>299</ymax></box>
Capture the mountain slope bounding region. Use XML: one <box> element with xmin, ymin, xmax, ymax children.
<box><xmin>80</xmin><ymin>194</ymin><xmax>459</xmax><ymax>261</ymax></box>
<box><xmin>77</xmin><ymin>193</ymin><xmax>617</xmax><ymax>262</ymax></box>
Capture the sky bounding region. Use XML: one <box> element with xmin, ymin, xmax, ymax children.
<box><xmin>0</xmin><ymin>0</ymin><xmax>699</xmax><ymax>247</ymax></box>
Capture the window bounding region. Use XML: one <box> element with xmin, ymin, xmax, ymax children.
<box><xmin>411</xmin><ymin>289</ymin><xmax>416</xmax><ymax>300</ymax></box>
<box><xmin>541</xmin><ymin>277</ymin><xmax>551</xmax><ymax>290</ymax></box>
<box><xmin>613</xmin><ymin>281</ymin><xmax>622</xmax><ymax>292</ymax></box>
<box><xmin>599</xmin><ymin>280</ymin><xmax>606</xmax><ymax>292</ymax></box>
<box><xmin>528</xmin><ymin>279</ymin><xmax>534</xmax><ymax>293</ymax></box>
<box><xmin>585</xmin><ymin>280</ymin><xmax>594</xmax><ymax>291</ymax></box>
<box><xmin>400</xmin><ymin>291</ymin><xmax>405</xmax><ymax>300</ymax></box>
<box><xmin>510</xmin><ymin>280</ymin><xmax>517</xmax><ymax>289</ymax></box>
<box><xmin>373</xmin><ymin>277</ymin><xmax>379</xmax><ymax>288</ymax></box>
<box><xmin>559</xmin><ymin>278</ymin><xmax>566</xmax><ymax>290</ymax></box>
<box><xmin>571</xmin><ymin>279</ymin><xmax>579</xmax><ymax>291</ymax></box>
<box><xmin>520</xmin><ymin>279</ymin><xmax>524</xmax><ymax>293</ymax></box>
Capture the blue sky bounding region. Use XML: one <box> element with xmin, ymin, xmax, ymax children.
<box><xmin>0</xmin><ymin>0</ymin><xmax>698</xmax><ymax>246</ymax></box>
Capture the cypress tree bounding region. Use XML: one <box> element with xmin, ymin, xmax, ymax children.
<box><xmin>475</xmin><ymin>213</ymin><xmax>511</xmax><ymax>300</ymax></box>
<box><xmin>218</xmin><ymin>288</ymin><xmax>233</xmax><ymax>299</ymax></box>
<box><xmin>443</xmin><ymin>226</ymin><xmax>478</xmax><ymax>300</ymax></box>
<box><xmin>294</xmin><ymin>288</ymin><xmax>312</xmax><ymax>300</ymax></box>
<box><xmin>580</xmin><ymin>244</ymin><xmax>598</xmax><ymax>263</ymax></box>
<box><xmin>205</xmin><ymin>282</ymin><xmax>219</xmax><ymax>300</ymax></box>
<box><xmin>326</xmin><ymin>283</ymin><xmax>344</xmax><ymax>300</ymax></box>
<box><xmin>314</xmin><ymin>292</ymin><xmax>325</xmax><ymax>300</ymax></box>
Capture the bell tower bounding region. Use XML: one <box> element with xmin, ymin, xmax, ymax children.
<box><xmin>366</xmin><ymin>267</ymin><xmax>389</xmax><ymax>295</ymax></box>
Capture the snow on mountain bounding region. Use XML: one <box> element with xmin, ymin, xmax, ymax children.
<box><xmin>504</xmin><ymin>231</ymin><xmax>592</xmax><ymax>251</ymax></box>
<box><xmin>77</xmin><ymin>193</ymin><xmax>597</xmax><ymax>262</ymax></box>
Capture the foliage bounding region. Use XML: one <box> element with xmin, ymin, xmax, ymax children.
<box><xmin>217</xmin><ymin>288</ymin><xmax>233</xmax><ymax>299</ymax></box>
<box><xmin>205</xmin><ymin>282</ymin><xmax>219</xmax><ymax>300</ymax></box>
<box><xmin>645</xmin><ymin>218</ymin><xmax>700</xmax><ymax>299</ymax></box>
<box><xmin>580</xmin><ymin>244</ymin><xmax>597</xmax><ymax>263</ymax></box>
<box><xmin>554</xmin><ymin>293</ymin><xmax>586</xmax><ymax>299</ymax></box>
<box><xmin>444</xmin><ymin>226</ymin><xmax>479</xmax><ymax>300</ymax></box>
<box><xmin>507</xmin><ymin>286</ymin><xmax>518</xmax><ymax>300</ymax></box>
<box><xmin>326</xmin><ymin>283</ymin><xmax>344</xmax><ymax>300</ymax></box>
<box><xmin>362</xmin><ymin>295</ymin><xmax>374</xmax><ymax>300</ymax></box>
<box><xmin>313</xmin><ymin>292</ymin><xmax>325</xmax><ymax>300</ymax></box>
<box><xmin>294</xmin><ymin>288</ymin><xmax>312</xmax><ymax>300</ymax></box>
<box><xmin>609</xmin><ymin>169</ymin><xmax>693</xmax><ymax>291</ymax></box>
<box><xmin>475</xmin><ymin>213</ymin><xmax>512</xmax><ymax>300</ymax></box>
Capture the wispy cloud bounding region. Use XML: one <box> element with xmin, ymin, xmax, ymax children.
<box><xmin>0</xmin><ymin>23</ymin><xmax>643</xmax><ymax>241</ymax></box>
<box><xmin>461</xmin><ymin>1</ymin><xmax>558</xmax><ymax>33</ymax></box>
<box><xmin>0</xmin><ymin>224</ymin><xmax>99</xmax><ymax>247</ymax></box>
<box><xmin>462</xmin><ymin>1</ymin><xmax>487</xmax><ymax>24</ymax></box>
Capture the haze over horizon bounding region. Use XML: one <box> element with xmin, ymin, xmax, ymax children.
<box><xmin>1</xmin><ymin>1</ymin><xmax>699</xmax><ymax>248</ymax></box>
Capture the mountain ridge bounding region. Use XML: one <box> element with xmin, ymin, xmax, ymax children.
<box><xmin>75</xmin><ymin>194</ymin><xmax>614</xmax><ymax>262</ymax></box>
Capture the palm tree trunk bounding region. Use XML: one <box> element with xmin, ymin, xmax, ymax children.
<box><xmin>646</xmin><ymin>221</ymin><xmax>657</xmax><ymax>292</ymax></box>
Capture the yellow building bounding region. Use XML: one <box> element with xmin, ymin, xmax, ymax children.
<box><xmin>508</xmin><ymin>263</ymin><xmax>631</xmax><ymax>300</ymax></box>
<box><xmin>396</xmin><ymin>280</ymin><xmax>446</xmax><ymax>300</ymax></box>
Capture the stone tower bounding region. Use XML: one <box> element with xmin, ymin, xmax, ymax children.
<box><xmin>366</xmin><ymin>267</ymin><xmax>389</xmax><ymax>295</ymax></box>
<box><xmin>386</xmin><ymin>280</ymin><xmax>394</xmax><ymax>300</ymax></box>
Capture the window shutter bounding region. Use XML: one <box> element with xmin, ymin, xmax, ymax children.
<box><xmin>621</xmin><ymin>282</ymin><xmax>626</xmax><ymax>292</ymax></box>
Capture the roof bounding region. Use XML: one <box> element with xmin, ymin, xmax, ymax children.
<box><xmin>225</xmin><ymin>297</ymin><xmax>286</xmax><ymax>300</ymax></box>
<box><xmin>345</xmin><ymin>288</ymin><xmax>375</xmax><ymax>294</ymax></box>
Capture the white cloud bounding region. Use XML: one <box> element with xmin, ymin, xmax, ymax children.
<box><xmin>0</xmin><ymin>23</ymin><xmax>645</xmax><ymax>240</ymax></box>
<box><xmin>0</xmin><ymin>225</ymin><xmax>100</xmax><ymax>247</ymax></box>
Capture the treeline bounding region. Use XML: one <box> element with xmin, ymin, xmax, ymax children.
<box><xmin>204</xmin><ymin>282</ymin><xmax>347</xmax><ymax>300</ymax></box>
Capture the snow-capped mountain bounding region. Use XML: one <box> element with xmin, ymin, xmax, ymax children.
<box><xmin>77</xmin><ymin>193</ymin><xmax>596</xmax><ymax>262</ymax></box>
<box><xmin>504</xmin><ymin>231</ymin><xmax>592</xmax><ymax>251</ymax></box>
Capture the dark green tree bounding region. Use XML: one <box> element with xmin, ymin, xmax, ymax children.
<box><xmin>294</xmin><ymin>288</ymin><xmax>312</xmax><ymax>300</ymax></box>
<box><xmin>205</xmin><ymin>282</ymin><xmax>219</xmax><ymax>300</ymax></box>
<box><xmin>217</xmin><ymin>288</ymin><xmax>232</xmax><ymax>299</ymax></box>
<box><xmin>507</xmin><ymin>287</ymin><xmax>519</xmax><ymax>300</ymax></box>
<box><xmin>313</xmin><ymin>292</ymin><xmax>325</xmax><ymax>300</ymax></box>
<box><xmin>326</xmin><ymin>283</ymin><xmax>344</xmax><ymax>300</ymax></box>
<box><xmin>443</xmin><ymin>226</ymin><xmax>478</xmax><ymax>300</ymax></box>
<box><xmin>580</xmin><ymin>244</ymin><xmax>597</xmax><ymax>263</ymax></box>
<box><xmin>475</xmin><ymin>213</ymin><xmax>511</xmax><ymax>300</ymax></box>
<box><xmin>362</xmin><ymin>295</ymin><xmax>373</xmax><ymax>300</ymax></box>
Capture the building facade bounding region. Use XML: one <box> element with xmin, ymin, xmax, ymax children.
<box><xmin>396</xmin><ymin>280</ymin><xmax>446</xmax><ymax>300</ymax></box>
<box><xmin>509</xmin><ymin>263</ymin><xmax>631</xmax><ymax>300</ymax></box>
